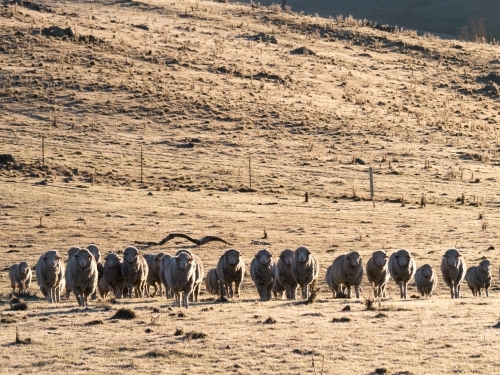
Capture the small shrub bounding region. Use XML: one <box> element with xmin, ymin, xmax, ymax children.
<box><xmin>263</xmin><ymin>317</ymin><xmax>276</xmax><ymax>324</ymax></box>
<box><xmin>11</xmin><ymin>302</ymin><xmax>28</xmax><ymax>311</ymax></box>
<box><xmin>174</xmin><ymin>328</ymin><xmax>184</xmax><ymax>336</ymax></box>
<box><xmin>112</xmin><ymin>308</ymin><xmax>136</xmax><ymax>320</ymax></box>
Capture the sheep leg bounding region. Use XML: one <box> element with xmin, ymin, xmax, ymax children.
<box><xmin>485</xmin><ymin>287</ymin><xmax>489</xmax><ymax>297</ymax></box>
<box><xmin>478</xmin><ymin>288</ymin><xmax>482</xmax><ymax>297</ymax></box>
<box><xmin>233</xmin><ymin>282</ymin><xmax>240</xmax><ymax>298</ymax></box>
<box><xmin>403</xmin><ymin>282</ymin><xmax>408</xmax><ymax>299</ymax></box>
<box><xmin>457</xmin><ymin>284</ymin><xmax>461</xmax><ymax>298</ymax></box>
<box><xmin>355</xmin><ymin>285</ymin><xmax>360</xmax><ymax>299</ymax></box>
<box><xmin>175</xmin><ymin>292</ymin><xmax>181</xmax><ymax>308</ymax></box>
<box><xmin>398</xmin><ymin>282</ymin><xmax>404</xmax><ymax>298</ymax></box>
<box><xmin>266</xmin><ymin>284</ymin><xmax>273</xmax><ymax>301</ymax></box>
<box><xmin>183</xmin><ymin>292</ymin><xmax>189</xmax><ymax>309</ymax></box>
<box><xmin>194</xmin><ymin>284</ymin><xmax>200</xmax><ymax>302</ymax></box>
<box><xmin>302</xmin><ymin>284</ymin><xmax>309</xmax><ymax>300</ymax></box>
<box><xmin>290</xmin><ymin>285</ymin><xmax>296</xmax><ymax>300</ymax></box>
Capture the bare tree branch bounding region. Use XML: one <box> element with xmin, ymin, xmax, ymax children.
<box><xmin>135</xmin><ymin>233</ymin><xmax>232</xmax><ymax>248</ymax></box>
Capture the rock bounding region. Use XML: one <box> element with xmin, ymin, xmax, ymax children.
<box><xmin>355</xmin><ymin>158</ymin><xmax>365</xmax><ymax>165</ymax></box>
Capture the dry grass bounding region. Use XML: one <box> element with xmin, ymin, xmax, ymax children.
<box><xmin>1</xmin><ymin>0</ymin><xmax>500</xmax><ymax>373</ymax></box>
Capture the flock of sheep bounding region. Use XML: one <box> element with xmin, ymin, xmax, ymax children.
<box><xmin>8</xmin><ymin>245</ymin><xmax>493</xmax><ymax>308</ymax></box>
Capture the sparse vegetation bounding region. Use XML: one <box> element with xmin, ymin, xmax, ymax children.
<box><xmin>0</xmin><ymin>0</ymin><xmax>500</xmax><ymax>373</ymax></box>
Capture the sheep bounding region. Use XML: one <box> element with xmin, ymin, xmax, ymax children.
<box><xmin>205</xmin><ymin>268</ymin><xmax>220</xmax><ymax>296</ymax></box>
<box><xmin>274</xmin><ymin>249</ymin><xmax>297</xmax><ymax>300</ymax></box>
<box><xmin>440</xmin><ymin>248</ymin><xmax>466</xmax><ymax>299</ymax></box>
<box><xmin>388</xmin><ymin>249</ymin><xmax>416</xmax><ymax>299</ymax></box>
<box><xmin>175</xmin><ymin>249</ymin><xmax>204</xmax><ymax>302</ymax></box>
<box><xmin>35</xmin><ymin>250</ymin><xmax>65</xmax><ymax>303</ymax></box>
<box><xmin>291</xmin><ymin>246</ymin><xmax>319</xmax><ymax>300</ymax></box>
<box><xmin>159</xmin><ymin>254</ymin><xmax>173</xmax><ymax>298</ymax></box>
<box><xmin>465</xmin><ymin>259</ymin><xmax>491</xmax><ymax>297</ymax></box>
<box><xmin>216</xmin><ymin>249</ymin><xmax>245</xmax><ymax>298</ymax></box>
<box><xmin>165</xmin><ymin>251</ymin><xmax>196</xmax><ymax>308</ymax></box>
<box><xmin>121</xmin><ymin>246</ymin><xmax>149</xmax><ymax>298</ymax></box>
<box><xmin>67</xmin><ymin>246</ymin><xmax>81</xmax><ymax>261</ymax></box>
<box><xmin>144</xmin><ymin>252</ymin><xmax>165</xmax><ymax>297</ymax></box>
<box><xmin>98</xmin><ymin>252</ymin><xmax>125</xmax><ymax>299</ymax></box>
<box><xmin>87</xmin><ymin>244</ymin><xmax>104</xmax><ymax>299</ymax></box>
<box><xmin>66</xmin><ymin>248</ymin><xmax>98</xmax><ymax>308</ymax></box>
<box><xmin>65</xmin><ymin>246</ymin><xmax>81</xmax><ymax>298</ymax></box>
<box><xmin>366</xmin><ymin>250</ymin><xmax>390</xmax><ymax>298</ymax></box>
<box><xmin>326</xmin><ymin>251</ymin><xmax>363</xmax><ymax>299</ymax></box>
<box><xmin>9</xmin><ymin>261</ymin><xmax>32</xmax><ymax>295</ymax></box>
<box><xmin>250</xmin><ymin>249</ymin><xmax>276</xmax><ymax>302</ymax></box>
<box><xmin>414</xmin><ymin>264</ymin><xmax>438</xmax><ymax>297</ymax></box>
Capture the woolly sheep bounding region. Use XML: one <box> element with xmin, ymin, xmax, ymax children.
<box><xmin>250</xmin><ymin>249</ymin><xmax>276</xmax><ymax>302</ymax></box>
<box><xmin>388</xmin><ymin>249</ymin><xmax>416</xmax><ymax>299</ymax></box>
<box><xmin>291</xmin><ymin>246</ymin><xmax>319</xmax><ymax>300</ymax></box>
<box><xmin>175</xmin><ymin>250</ymin><xmax>204</xmax><ymax>303</ymax></box>
<box><xmin>66</xmin><ymin>248</ymin><xmax>98</xmax><ymax>308</ymax></box>
<box><xmin>36</xmin><ymin>250</ymin><xmax>65</xmax><ymax>303</ymax></box>
<box><xmin>465</xmin><ymin>259</ymin><xmax>491</xmax><ymax>297</ymax></box>
<box><xmin>121</xmin><ymin>246</ymin><xmax>149</xmax><ymax>298</ymax></box>
<box><xmin>98</xmin><ymin>252</ymin><xmax>124</xmax><ymax>299</ymax></box>
<box><xmin>326</xmin><ymin>251</ymin><xmax>363</xmax><ymax>299</ymax></box>
<box><xmin>366</xmin><ymin>250</ymin><xmax>390</xmax><ymax>298</ymax></box>
<box><xmin>9</xmin><ymin>261</ymin><xmax>32</xmax><ymax>295</ymax></box>
<box><xmin>274</xmin><ymin>249</ymin><xmax>297</xmax><ymax>300</ymax></box>
<box><xmin>144</xmin><ymin>252</ymin><xmax>165</xmax><ymax>297</ymax></box>
<box><xmin>65</xmin><ymin>246</ymin><xmax>81</xmax><ymax>298</ymax></box>
<box><xmin>205</xmin><ymin>268</ymin><xmax>220</xmax><ymax>295</ymax></box>
<box><xmin>159</xmin><ymin>254</ymin><xmax>173</xmax><ymax>298</ymax></box>
<box><xmin>414</xmin><ymin>264</ymin><xmax>438</xmax><ymax>297</ymax></box>
<box><xmin>165</xmin><ymin>251</ymin><xmax>196</xmax><ymax>308</ymax></box>
<box><xmin>440</xmin><ymin>248</ymin><xmax>466</xmax><ymax>299</ymax></box>
<box><xmin>216</xmin><ymin>249</ymin><xmax>245</xmax><ymax>298</ymax></box>
<box><xmin>87</xmin><ymin>244</ymin><xmax>104</xmax><ymax>299</ymax></box>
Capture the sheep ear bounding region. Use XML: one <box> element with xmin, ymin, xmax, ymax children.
<box><xmin>188</xmin><ymin>257</ymin><xmax>194</xmax><ymax>263</ymax></box>
<box><xmin>458</xmin><ymin>254</ymin><xmax>462</xmax><ymax>257</ymax></box>
<box><xmin>254</xmin><ymin>253</ymin><xmax>259</xmax><ymax>258</ymax></box>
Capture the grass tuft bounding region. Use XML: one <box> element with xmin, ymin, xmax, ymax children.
<box><xmin>185</xmin><ymin>331</ymin><xmax>207</xmax><ymax>340</ymax></box>
<box><xmin>84</xmin><ymin>319</ymin><xmax>104</xmax><ymax>326</ymax></box>
<box><xmin>263</xmin><ymin>317</ymin><xmax>276</xmax><ymax>324</ymax></box>
<box><xmin>332</xmin><ymin>317</ymin><xmax>351</xmax><ymax>323</ymax></box>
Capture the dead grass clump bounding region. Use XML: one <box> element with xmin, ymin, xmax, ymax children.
<box><xmin>174</xmin><ymin>328</ymin><xmax>184</xmax><ymax>336</ymax></box>
<box><xmin>143</xmin><ymin>349</ymin><xmax>169</xmax><ymax>358</ymax></box>
<box><xmin>11</xmin><ymin>302</ymin><xmax>28</xmax><ymax>311</ymax></box>
<box><xmin>301</xmin><ymin>312</ymin><xmax>324</xmax><ymax>317</ymax></box>
<box><xmin>177</xmin><ymin>311</ymin><xmax>186</xmax><ymax>318</ymax></box>
<box><xmin>292</xmin><ymin>349</ymin><xmax>316</xmax><ymax>356</ymax></box>
<box><xmin>112</xmin><ymin>308</ymin><xmax>136</xmax><ymax>320</ymax></box>
<box><xmin>332</xmin><ymin>317</ymin><xmax>351</xmax><ymax>323</ymax></box>
<box><xmin>15</xmin><ymin>327</ymin><xmax>32</xmax><ymax>345</ymax></box>
<box><xmin>373</xmin><ymin>313</ymin><xmax>388</xmax><ymax>319</ymax></box>
<box><xmin>263</xmin><ymin>317</ymin><xmax>277</xmax><ymax>324</ymax></box>
<box><xmin>341</xmin><ymin>305</ymin><xmax>351</xmax><ymax>312</ymax></box>
<box><xmin>185</xmin><ymin>331</ymin><xmax>207</xmax><ymax>340</ymax></box>
<box><xmin>1</xmin><ymin>316</ymin><xmax>18</xmax><ymax>324</ymax></box>
<box><xmin>378</xmin><ymin>306</ymin><xmax>411</xmax><ymax>312</ymax></box>
<box><xmin>84</xmin><ymin>319</ymin><xmax>104</xmax><ymax>326</ymax></box>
